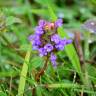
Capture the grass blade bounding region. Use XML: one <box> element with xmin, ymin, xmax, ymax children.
<box><xmin>17</xmin><ymin>50</ymin><xmax>31</xmax><ymax>96</ymax></box>
<box><xmin>47</xmin><ymin>83</ymin><xmax>79</xmax><ymax>88</ymax></box>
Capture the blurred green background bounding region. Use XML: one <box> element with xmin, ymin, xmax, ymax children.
<box><xmin>0</xmin><ymin>0</ymin><xmax>96</xmax><ymax>96</ymax></box>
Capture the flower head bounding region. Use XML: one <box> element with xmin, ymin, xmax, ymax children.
<box><xmin>28</xmin><ymin>19</ymin><xmax>72</xmax><ymax>68</ymax></box>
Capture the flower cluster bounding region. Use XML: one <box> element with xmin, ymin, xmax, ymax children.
<box><xmin>28</xmin><ymin>19</ymin><xmax>72</xmax><ymax>67</ymax></box>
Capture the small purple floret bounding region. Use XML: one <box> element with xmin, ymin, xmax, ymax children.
<box><xmin>65</xmin><ymin>39</ymin><xmax>72</xmax><ymax>44</ymax></box>
<box><xmin>50</xmin><ymin>53</ymin><xmax>57</xmax><ymax>67</ymax></box>
<box><xmin>44</xmin><ymin>43</ymin><xmax>53</xmax><ymax>52</ymax></box>
<box><xmin>55</xmin><ymin>42</ymin><xmax>65</xmax><ymax>50</ymax></box>
<box><xmin>51</xmin><ymin>61</ymin><xmax>57</xmax><ymax>67</ymax></box>
<box><xmin>55</xmin><ymin>19</ymin><xmax>63</xmax><ymax>27</ymax></box>
<box><xmin>35</xmin><ymin>26</ymin><xmax>44</xmax><ymax>35</ymax></box>
<box><xmin>51</xmin><ymin>34</ymin><xmax>60</xmax><ymax>44</ymax></box>
<box><xmin>38</xmin><ymin>19</ymin><xmax>46</xmax><ymax>27</ymax></box>
<box><xmin>32</xmin><ymin>40</ymin><xmax>41</xmax><ymax>50</ymax></box>
<box><xmin>32</xmin><ymin>39</ymin><xmax>41</xmax><ymax>46</ymax></box>
<box><xmin>50</xmin><ymin>53</ymin><xmax>57</xmax><ymax>60</ymax></box>
<box><xmin>38</xmin><ymin>48</ymin><xmax>47</xmax><ymax>57</ymax></box>
<box><xmin>28</xmin><ymin>35</ymin><xmax>34</xmax><ymax>41</ymax></box>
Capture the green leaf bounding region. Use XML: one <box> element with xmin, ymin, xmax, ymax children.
<box><xmin>47</xmin><ymin>83</ymin><xmax>79</xmax><ymax>88</ymax></box>
<box><xmin>36</xmin><ymin>87</ymin><xmax>42</xmax><ymax>96</ymax></box>
<box><xmin>6</xmin><ymin>16</ymin><xmax>22</xmax><ymax>26</ymax></box>
<box><xmin>35</xmin><ymin>0</ymin><xmax>54</xmax><ymax>5</ymax></box>
<box><xmin>17</xmin><ymin>50</ymin><xmax>31</xmax><ymax>96</ymax></box>
<box><xmin>29</xmin><ymin>56</ymin><xmax>44</xmax><ymax>69</ymax></box>
<box><xmin>0</xmin><ymin>91</ymin><xmax>7</xmax><ymax>96</ymax></box>
<box><xmin>0</xmin><ymin>70</ymin><xmax>19</xmax><ymax>77</ymax></box>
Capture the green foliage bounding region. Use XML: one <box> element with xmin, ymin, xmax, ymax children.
<box><xmin>0</xmin><ymin>0</ymin><xmax>96</xmax><ymax>96</ymax></box>
<box><xmin>18</xmin><ymin>50</ymin><xmax>31</xmax><ymax>96</ymax></box>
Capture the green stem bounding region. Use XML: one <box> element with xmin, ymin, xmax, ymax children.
<box><xmin>84</xmin><ymin>31</ymin><xmax>90</xmax><ymax>60</ymax></box>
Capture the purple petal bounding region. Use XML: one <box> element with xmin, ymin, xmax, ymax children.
<box><xmin>65</xmin><ymin>39</ymin><xmax>72</xmax><ymax>44</ymax></box>
<box><xmin>44</xmin><ymin>43</ymin><xmax>53</xmax><ymax>52</ymax></box>
<box><xmin>38</xmin><ymin>19</ymin><xmax>46</xmax><ymax>27</ymax></box>
<box><xmin>51</xmin><ymin>60</ymin><xmax>57</xmax><ymax>68</ymax></box>
<box><xmin>50</xmin><ymin>53</ymin><xmax>57</xmax><ymax>61</ymax></box>
<box><xmin>55</xmin><ymin>19</ymin><xmax>63</xmax><ymax>28</ymax></box>
<box><xmin>55</xmin><ymin>40</ymin><xmax>65</xmax><ymax>50</ymax></box>
<box><xmin>35</xmin><ymin>26</ymin><xmax>44</xmax><ymax>35</ymax></box>
<box><xmin>51</xmin><ymin>34</ymin><xmax>60</xmax><ymax>44</ymax></box>
<box><xmin>50</xmin><ymin>53</ymin><xmax>57</xmax><ymax>67</ymax></box>
<box><xmin>38</xmin><ymin>48</ymin><xmax>47</xmax><ymax>57</ymax></box>
<box><xmin>28</xmin><ymin>35</ymin><xmax>34</xmax><ymax>41</ymax></box>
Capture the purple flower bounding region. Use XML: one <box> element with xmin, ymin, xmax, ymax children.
<box><xmin>35</xmin><ymin>26</ymin><xmax>44</xmax><ymax>35</ymax></box>
<box><xmin>28</xmin><ymin>19</ymin><xmax>72</xmax><ymax>68</ymax></box>
<box><xmin>38</xmin><ymin>48</ymin><xmax>47</xmax><ymax>57</ymax></box>
<box><xmin>34</xmin><ymin>34</ymin><xmax>40</xmax><ymax>41</ymax></box>
<box><xmin>55</xmin><ymin>40</ymin><xmax>66</xmax><ymax>50</ymax></box>
<box><xmin>31</xmin><ymin>35</ymin><xmax>41</xmax><ymax>50</ymax></box>
<box><xmin>50</xmin><ymin>53</ymin><xmax>57</xmax><ymax>61</ymax></box>
<box><xmin>55</xmin><ymin>19</ymin><xmax>63</xmax><ymax>28</ymax></box>
<box><xmin>44</xmin><ymin>43</ymin><xmax>53</xmax><ymax>52</ymax></box>
<box><xmin>65</xmin><ymin>39</ymin><xmax>72</xmax><ymax>44</ymax></box>
<box><xmin>38</xmin><ymin>19</ymin><xmax>46</xmax><ymax>27</ymax></box>
<box><xmin>51</xmin><ymin>60</ymin><xmax>57</xmax><ymax>67</ymax></box>
<box><xmin>28</xmin><ymin>35</ymin><xmax>34</xmax><ymax>41</ymax></box>
<box><xmin>32</xmin><ymin>40</ymin><xmax>41</xmax><ymax>46</ymax></box>
<box><xmin>55</xmin><ymin>38</ymin><xmax>72</xmax><ymax>50</ymax></box>
<box><xmin>32</xmin><ymin>40</ymin><xmax>41</xmax><ymax>50</ymax></box>
<box><xmin>32</xmin><ymin>35</ymin><xmax>41</xmax><ymax>45</ymax></box>
<box><xmin>50</xmin><ymin>53</ymin><xmax>57</xmax><ymax>67</ymax></box>
<box><xmin>51</xmin><ymin>34</ymin><xmax>60</xmax><ymax>44</ymax></box>
<box><xmin>32</xmin><ymin>45</ymin><xmax>39</xmax><ymax>50</ymax></box>
<box><xmin>28</xmin><ymin>34</ymin><xmax>41</xmax><ymax>50</ymax></box>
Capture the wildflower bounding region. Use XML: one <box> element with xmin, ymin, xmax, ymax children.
<box><xmin>28</xmin><ymin>18</ymin><xmax>72</xmax><ymax>68</ymax></box>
